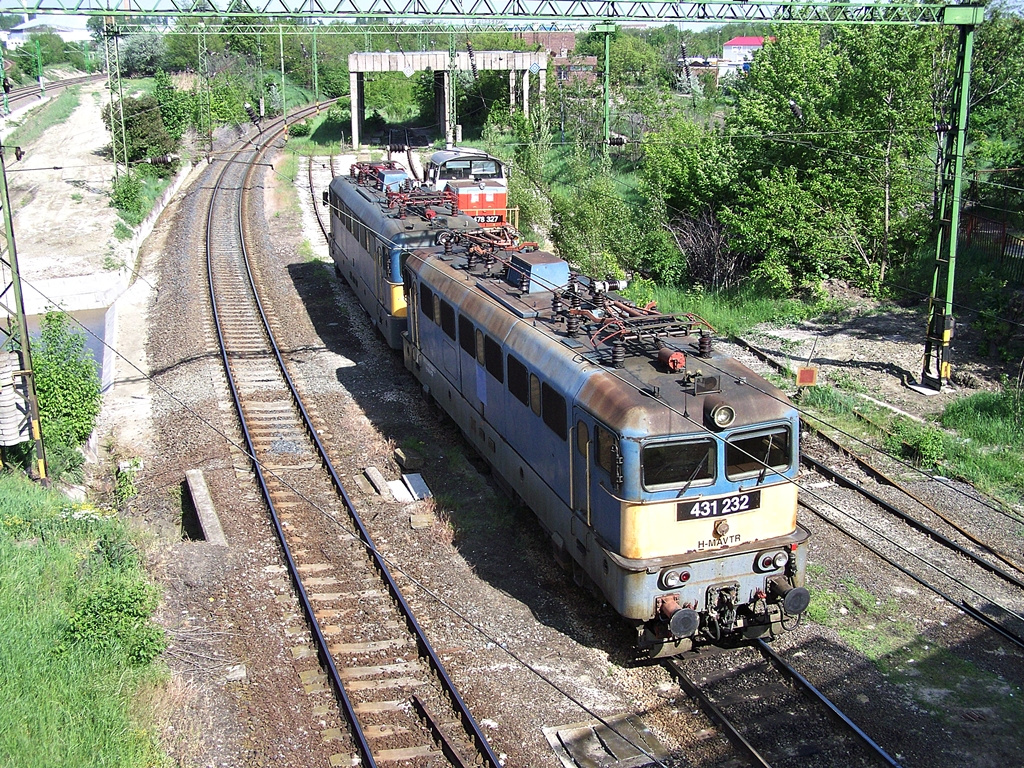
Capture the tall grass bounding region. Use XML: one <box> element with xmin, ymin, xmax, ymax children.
<box><xmin>941</xmin><ymin>388</ymin><xmax>1024</xmax><ymax>448</ymax></box>
<box><xmin>646</xmin><ymin>283</ymin><xmax>830</xmax><ymax>338</ymax></box>
<box><xmin>0</xmin><ymin>472</ymin><xmax>167</xmax><ymax>768</ymax></box>
<box><xmin>6</xmin><ymin>86</ymin><xmax>81</xmax><ymax>148</ymax></box>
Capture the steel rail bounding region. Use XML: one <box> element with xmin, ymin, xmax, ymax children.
<box><xmin>801</xmin><ymin>452</ymin><xmax>1024</xmax><ymax>592</ymax></box>
<box><xmin>806</xmin><ymin>427</ymin><xmax>1024</xmax><ymax>575</ymax></box>
<box><xmin>664</xmin><ymin>658</ymin><xmax>774</xmax><ymax>768</ymax></box>
<box><xmin>2</xmin><ymin>73</ymin><xmax>104</xmax><ymax>113</ymax></box>
<box><xmin>753</xmin><ymin>639</ymin><xmax>903</xmax><ymax>768</ymax></box>
<box><xmin>302</xmin><ymin>146</ymin><xmax>503</xmax><ymax>768</ymax></box>
<box><xmin>308</xmin><ymin>153</ymin><xmax>330</xmax><ymax>244</ymax></box>
<box><xmin>209</xmin><ymin>111</ymin><xmax>502</xmax><ymax>768</ymax></box>
<box><xmin>798</xmin><ymin>499</ymin><xmax>1024</xmax><ymax>652</ymax></box>
<box><xmin>731</xmin><ymin>335</ymin><xmax>1024</xmax><ymax>577</ymax></box>
<box><xmin>206</xmin><ymin>107</ymin><xmax>378</xmax><ymax>768</ymax></box>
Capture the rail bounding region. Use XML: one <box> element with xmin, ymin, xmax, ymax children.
<box><xmin>208</xmin><ymin>107</ymin><xmax>501</xmax><ymax>768</ymax></box>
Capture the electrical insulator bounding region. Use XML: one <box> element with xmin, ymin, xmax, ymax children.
<box><xmin>14</xmin><ymin>147</ymin><xmax>24</xmax><ymax>161</ymax></box>
<box><xmin>244</xmin><ymin>102</ymin><xmax>259</xmax><ymax>126</ymax></box>
<box><xmin>608</xmin><ymin>136</ymin><xmax>626</xmax><ymax>146</ymax></box>
<box><xmin>466</xmin><ymin>40</ymin><xmax>478</xmax><ymax>80</ymax></box>
<box><xmin>2</xmin><ymin>78</ymin><xmax>10</xmax><ymax>94</ymax></box>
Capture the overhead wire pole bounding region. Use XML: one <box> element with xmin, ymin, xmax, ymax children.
<box><xmin>197</xmin><ymin>23</ymin><xmax>213</xmax><ymax>156</ymax></box>
<box><xmin>595</xmin><ymin>21</ymin><xmax>613</xmax><ymax>144</ymax></box>
<box><xmin>919</xmin><ymin>4</ymin><xmax>984</xmax><ymax>392</ymax></box>
<box><xmin>279</xmin><ymin>24</ymin><xmax>287</xmax><ymax>125</ymax></box>
<box><xmin>0</xmin><ymin>145</ymin><xmax>48</xmax><ymax>484</ymax></box>
<box><xmin>104</xmin><ymin>18</ymin><xmax>129</xmax><ymax>177</ymax></box>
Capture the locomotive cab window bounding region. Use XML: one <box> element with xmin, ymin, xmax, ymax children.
<box><xmin>541</xmin><ymin>383</ymin><xmax>566</xmax><ymax>440</ymax></box>
<box><xmin>420</xmin><ymin>285</ymin><xmax>435</xmax><ymax>324</ymax></box>
<box><xmin>484</xmin><ymin>336</ymin><xmax>503</xmax><ymax>383</ymax></box>
<box><xmin>595</xmin><ymin>425</ymin><xmax>616</xmax><ymax>474</ymax></box>
<box><xmin>643</xmin><ymin>439</ymin><xmax>714</xmax><ymax>490</ymax></box>
<box><xmin>726</xmin><ymin>426</ymin><xmax>791</xmax><ymax>480</ymax></box>
<box><xmin>529</xmin><ymin>373</ymin><xmax>542</xmax><ymax>417</ymax></box>
<box><xmin>576</xmin><ymin>420</ymin><xmax>589</xmax><ymax>456</ymax></box>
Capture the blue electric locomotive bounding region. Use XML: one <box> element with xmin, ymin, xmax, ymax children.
<box><xmin>326</xmin><ymin>162</ymin><xmax>810</xmax><ymax>658</ymax></box>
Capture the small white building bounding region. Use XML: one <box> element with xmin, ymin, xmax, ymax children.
<box><xmin>722</xmin><ymin>36</ymin><xmax>768</xmax><ymax>64</ymax></box>
<box><xmin>7</xmin><ymin>15</ymin><xmax>92</xmax><ymax>49</ymax></box>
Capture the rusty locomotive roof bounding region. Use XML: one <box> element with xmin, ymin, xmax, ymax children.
<box><xmin>405</xmin><ymin>235</ymin><xmax>794</xmax><ymax>438</ymax></box>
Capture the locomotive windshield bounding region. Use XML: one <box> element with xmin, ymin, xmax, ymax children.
<box><xmin>725</xmin><ymin>426</ymin><xmax>792</xmax><ymax>480</ymax></box>
<box><xmin>642</xmin><ymin>439</ymin><xmax>714</xmax><ymax>489</ymax></box>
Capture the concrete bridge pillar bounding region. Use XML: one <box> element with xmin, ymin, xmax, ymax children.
<box><xmin>523</xmin><ymin>70</ymin><xmax>530</xmax><ymax>119</ymax></box>
<box><xmin>349</xmin><ymin>71</ymin><xmax>364</xmax><ymax>149</ymax></box>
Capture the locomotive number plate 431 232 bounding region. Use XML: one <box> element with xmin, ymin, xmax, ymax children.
<box><xmin>677</xmin><ymin>490</ymin><xmax>761</xmax><ymax>521</ymax></box>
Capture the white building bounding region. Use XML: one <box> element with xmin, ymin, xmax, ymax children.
<box><xmin>7</xmin><ymin>15</ymin><xmax>92</xmax><ymax>49</ymax></box>
<box><xmin>722</xmin><ymin>36</ymin><xmax>770</xmax><ymax>64</ymax></box>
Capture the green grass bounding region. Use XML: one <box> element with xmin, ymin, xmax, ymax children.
<box><xmin>285</xmin><ymin>110</ymin><xmax>348</xmax><ymax>154</ymax></box>
<box><xmin>116</xmin><ymin>171</ymin><xmax>175</xmax><ymax>229</ymax></box>
<box><xmin>6</xmin><ymin>86</ymin><xmax>81</xmax><ymax>148</ymax></box>
<box><xmin>644</xmin><ymin>282</ymin><xmax>833</xmax><ymax>338</ymax></box>
<box><xmin>0</xmin><ymin>473</ymin><xmax>168</xmax><ymax>768</ymax></box>
<box><xmin>942</xmin><ymin>389</ymin><xmax>1024</xmax><ymax>448</ymax></box>
<box><xmin>805</xmin><ymin>566</ymin><xmax>1024</xmax><ymax>722</ymax></box>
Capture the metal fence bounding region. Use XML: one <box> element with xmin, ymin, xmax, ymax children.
<box><xmin>962</xmin><ymin>212</ymin><xmax>1024</xmax><ymax>285</ymax></box>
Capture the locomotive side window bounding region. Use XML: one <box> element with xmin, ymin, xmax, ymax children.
<box><xmin>541</xmin><ymin>383</ymin><xmax>566</xmax><ymax>440</ymax></box>
<box><xmin>484</xmin><ymin>336</ymin><xmax>503</xmax><ymax>383</ymax></box>
<box><xmin>642</xmin><ymin>440</ymin><xmax>714</xmax><ymax>489</ymax></box>
<box><xmin>458</xmin><ymin>315</ymin><xmax>475</xmax><ymax>355</ymax></box>
<box><xmin>595</xmin><ymin>425</ymin><xmax>617</xmax><ymax>475</ymax></box>
<box><xmin>507</xmin><ymin>354</ymin><xmax>529</xmax><ymax>405</ymax></box>
<box><xmin>475</xmin><ymin>330</ymin><xmax>485</xmax><ymax>364</ymax></box>
<box><xmin>529</xmin><ymin>374</ymin><xmax>541</xmax><ymax>417</ymax></box>
<box><xmin>576</xmin><ymin>420</ymin><xmax>589</xmax><ymax>456</ymax></box>
<box><xmin>726</xmin><ymin>427</ymin><xmax>791</xmax><ymax>480</ymax></box>
<box><xmin>432</xmin><ymin>294</ymin><xmax>442</xmax><ymax>326</ymax></box>
<box><xmin>420</xmin><ymin>284</ymin><xmax>434</xmax><ymax>324</ymax></box>
<box><xmin>440</xmin><ymin>300</ymin><xmax>456</xmax><ymax>340</ymax></box>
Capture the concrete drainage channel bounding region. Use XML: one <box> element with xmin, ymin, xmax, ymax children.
<box><xmin>181</xmin><ymin>468</ymin><xmax>228</xmax><ymax>546</ymax></box>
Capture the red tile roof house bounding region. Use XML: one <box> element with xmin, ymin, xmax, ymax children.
<box><xmin>722</xmin><ymin>36</ymin><xmax>769</xmax><ymax>63</ymax></box>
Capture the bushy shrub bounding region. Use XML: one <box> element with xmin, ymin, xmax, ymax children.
<box><xmin>884</xmin><ymin>417</ymin><xmax>946</xmax><ymax>467</ymax></box>
<box><xmin>64</xmin><ymin>575</ymin><xmax>166</xmax><ymax>666</ymax></box>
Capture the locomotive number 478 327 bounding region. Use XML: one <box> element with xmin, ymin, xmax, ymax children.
<box><xmin>677</xmin><ymin>490</ymin><xmax>762</xmax><ymax>521</ymax></box>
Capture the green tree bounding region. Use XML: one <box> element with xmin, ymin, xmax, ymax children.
<box><xmin>120</xmin><ymin>32</ymin><xmax>165</xmax><ymax>76</ymax></box>
<box><xmin>103</xmin><ymin>94</ymin><xmax>177</xmax><ymax>168</ymax></box>
<box><xmin>153</xmin><ymin>69</ymin><xmax>190</xmax><ymax>140</ymax></box>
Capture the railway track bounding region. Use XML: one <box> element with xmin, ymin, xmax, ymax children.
<box><xmin>730</xmin><ymin>336</ymin><xmax>1024</xmax><ymax>649</ymax></box>
<box><xmin>207</xmin><ymin>111</ymin><xmax>501</xmax><ymax>768</ymax></box>
<box><xmin>667</xmin><ymin>641</ymin><xmax>901</xmax><ymax>768</ymax></box>
<box><xmin>1</xmin><ymin>73</ymin><xmax>105</xmax><ymax>116</ymax></box>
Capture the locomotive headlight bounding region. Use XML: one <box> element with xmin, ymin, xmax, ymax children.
<box><xmin>704</xmin><ymin>400</ymin><xmax>736</xmax><ymax>430</ymax></box>
<box><xmin>661</xmin><ymin>570</ymin><xmax>691</xmax><ymax>589</ymax></box>
<box><xmin>755</xmin><ymin>550</ymin><xmax>787</xmax><ymax>573</ymax></box>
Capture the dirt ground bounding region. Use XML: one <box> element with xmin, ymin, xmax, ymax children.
<box><xmin>5</xmin><ymin>81</ymin><xmax>125</xmax><ymax>282</ymax></box>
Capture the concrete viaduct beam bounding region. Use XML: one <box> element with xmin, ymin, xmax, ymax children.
<box><xmin>347</xmin><ymin>50</ymin><xmax>547</xmax><ymax>149</ymax></box>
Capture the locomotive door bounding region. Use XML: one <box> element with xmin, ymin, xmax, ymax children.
<box><xmin>571</xmin><ymin>409</ymin><xmax>593</xmax><ymax>525</ymax></box>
